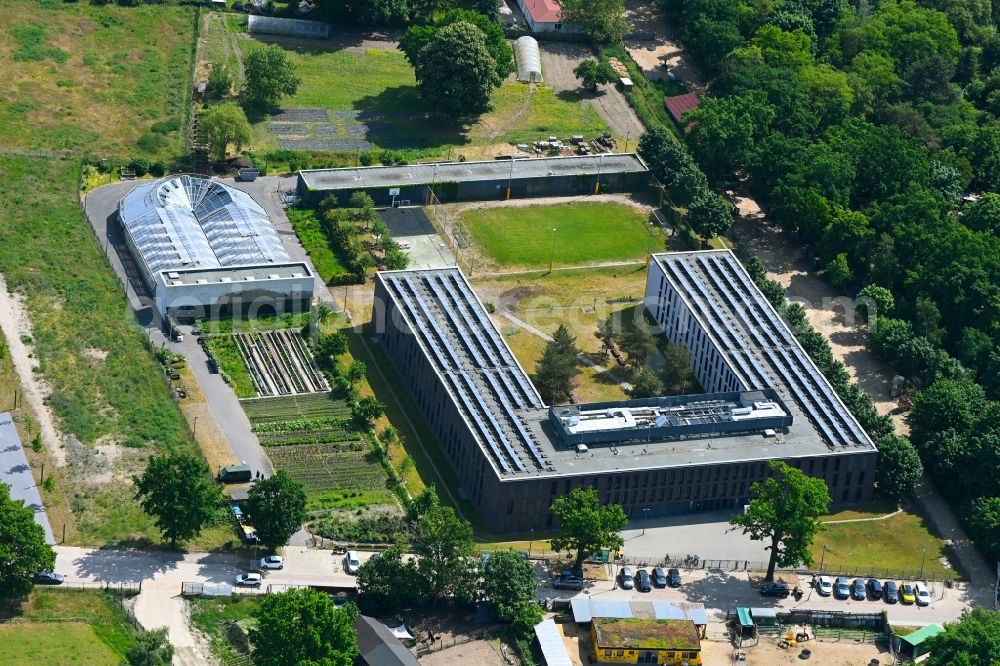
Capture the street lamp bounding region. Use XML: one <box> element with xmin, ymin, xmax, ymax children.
<box><xmin>528</xmin><ymin>528</ymin><xmax>534</xmax><ymax>558</ymax></box>
<box><xmin>624</xmin><ymin>131</ymin><xmax>630</xmax><ymax>153</ymax></box>
<box><xmin>919</xmin><ymin>548</ymin><xmax>926</xmax><ymax>579</ymax></box>
<box><xmin>548</xmin><ymin>227</ymin><xmax>557</xmax><ymax>273</ymax></box>
<box><xmin>506</xmin><ymin>156</ymin><xmax>515</xmax><ymax>200</ymax></box>
<box><xmin>819</xmin><ymin>544</ymin><xmax>830</xmax><ymax>573</ymax></box>
<box><xmin>594</xmin><ymin>152</ymin><xmax>605</xmax><ymax>194</ymax></box>
<box><xmin>642</xmin><ymin>508</ymin><xmax>650</xmax><ymax>536</ymax></box>
<box><xmin>193</xmin><ymin>416</ymin><xmax>198</xmax><ymax>438</ymax></box>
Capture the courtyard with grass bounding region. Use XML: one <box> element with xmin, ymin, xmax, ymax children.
<box><xmin>811</xmin><ymin>503</ymin><xmax>954</xmax><ymax>579</ymax></box>
<box><xmin>459</xmin><ymin>201</ymin><xmax>660</xmax><ymax>270</ymax></box>
<box><xmin>0</xmin><ymin>0</ymin><xmax>195</xmax><ymax>157</ymax></box>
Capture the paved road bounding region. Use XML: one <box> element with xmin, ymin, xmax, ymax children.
<box><xmin>53</xmin><ymin>545</ymin><xmax>374</xmax><ymax>666</ymax></box>
<box><xmin>0</xmin><ymin>413</ymin><xmax>55</xmax><ymax>544</ymax></box>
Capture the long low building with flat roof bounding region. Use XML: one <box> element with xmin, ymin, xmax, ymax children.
<box><xmin>297</xmin><ymin>154</ymin><xmax>650</xmax><ymax>206</ymax></box>
<box><xmin>119</xmin><ymin>175</ymin><xmax>314</xmax><ymax>319</ymax></box>
<box><xmin>373</xmin><ymin>251</ymin><xmax>876</xmax><ymax>533</ymax></box>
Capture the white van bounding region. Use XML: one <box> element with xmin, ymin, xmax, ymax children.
<box><xmin>345</xmin><ymin>550</ymin><xmax>361</xmax><ymax>575</ymax></box>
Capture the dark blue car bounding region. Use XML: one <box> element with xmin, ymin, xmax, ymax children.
<box><xmin>884</xmin><ymin>581</ymin><xmax>899</xmax><ymax>604</ymax></box>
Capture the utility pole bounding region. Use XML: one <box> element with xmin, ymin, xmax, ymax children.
<box><xmin>528</xmin><ymin>529</ymin><xmax>534</xmax><ymax>558</ymax></box>
<box><xmin>548</xmin><ymin>227</ymin><xmax>557</xmax><ymax>273</ymax></box>
<box><xmin>624</xmin><ymin>131</ymin><xmax>630</xmax><ymax>153</ymax></box>
<box><xmin>642</xmin><ymin>507</ymin><xmax>649</xmax><ymax>536</ymax></box>
<box><xmin>594</xmin><ymin>152</ymin><xmax>604</xmax><ymax>194</ymax></box>
<box><xmin>193</xmin><ymin>416</ymin><xmax>198</xmax><ymax>438</ymax></box>
<box><xmin>506</xmin><ymin>157</ymin><xmax>515</xmax><ymax>200</ymax></box>
<box><xmin>819</xmin><ymin>544</ymin><xmax>830</xmax><ymax>573</ymax></box>
<box><xmin>919</xmin><ymin>548</ymin><xmax>926</xmax><ymax>579</ymax></box>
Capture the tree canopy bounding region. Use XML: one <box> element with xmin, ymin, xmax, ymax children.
<box><xmin>550</xmin><ymin>487</ymin><xmax>628</xmax><ymax>569</ymax></box>
<box><xmin>560</xmin><ymin>0</ymin><xmax>628</xmax><ymax>42</ymax></box>
<box><xmin>250</xmin><ymin>590</ymin><xmax>359</xmax><ymax>666</ymax></box>
<box><xmin>924</xmin><ymin>608</ymin><xmax>1000</xmax><ymax>666</ymax></box>
<box><xmin>133</xmin><ymin>454</ymin><xmax>219</xmax><ymax>547</ymax></box>
<box><xmin>201</xmin><ymin>102</ymin><xmax>251</xmax><ymax>161</ymax></box>
<box><xmin>874</xmin><ymin>434</ymin><xmax>923</xmax><ymax>500</ymax></box>
<box><xmin>242</xmin><ymin>44</ymin><xmax>301</xmax><ymax>110</ymax></box>
<box><xmin>0</xmin><ymin>482</ymin><xmax>55</xmax><ymax>596</ymax></box>
<box><xmin>242</xmin><ymin>470</ymin><xmax>308</xmax><ymax>552</ymax></box>
<box><xmin>482</xmin><ymin>550</ymin><xmax>538</xmax><ymax>620</ymax></box>
<box><xmin>410</xmin><ymin>21</ymin><xmax>501</xmax><ymax>116</ymax></box>
<box><xmin>533</xmin><ymin>324</ymin><xmax>582</xmax><ymax>404</ymax></box>
<box><xmin>729</xmin><ymin>461</ymin><xmax>831</xmax><ymax>581</ymax></box>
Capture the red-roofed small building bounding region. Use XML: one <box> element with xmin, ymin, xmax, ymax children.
<box><xmin>664</xmin><ymin>92</ymin><xmax>701</xmax><ymax>132</ymax></box>
<box><xmin>515</xmin><ymin>0</ymin><xmax>581</xmax><ymax>33</ymax></box>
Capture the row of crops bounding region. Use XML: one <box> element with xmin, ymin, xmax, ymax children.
<box><xmin>267</xmin><ymin>444</ymin><xmax>394</xmax><ymax>507</ymax></box>
<box><xmin>241</xmin><ymin>391</ymin><xmax>360</xmax><ymax>446</ymax></box>
<box><xmin>233</xmin><ymin>330</ymin><xmax>329</xmax><ymax>396</ymax></box>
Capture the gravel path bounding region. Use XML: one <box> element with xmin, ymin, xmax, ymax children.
<box><xmin>0</xmin><ymin>274</ymin><xmax>66</xmax><ymax>466</ymax></box>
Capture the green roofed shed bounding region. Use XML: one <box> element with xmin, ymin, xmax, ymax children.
<box><xmin>736</xmin><ymin>608</ymin><xmax>753</xmax><ymax>628</ymax></box>
<box><xmin>899</xmin><ymin>624</ymin><xmax>944</xmax><ymax>659</ymax></box>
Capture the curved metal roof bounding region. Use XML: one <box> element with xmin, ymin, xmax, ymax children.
<box><xmin>119</xmin><ymin>175</ymin><xmax>290</xmax><ymax>276</ymax></box>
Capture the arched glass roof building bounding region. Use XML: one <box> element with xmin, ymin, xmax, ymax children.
<box><xmin>118</xmin><ymin>175</ymin><xmax>312</xmax><ymax>319</ymax></box>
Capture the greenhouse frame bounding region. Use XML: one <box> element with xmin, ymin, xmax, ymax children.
<box><xmin>247</xmin><ymin>15</ymin><xmax>330</xmax><ymax>39</ymax></box>
<box><xmin>514</xmin><ymin>36</ymin><xmax>543</xmax><ymax>83</ymax></box>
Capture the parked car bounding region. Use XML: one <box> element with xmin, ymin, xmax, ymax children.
<box><xmin>345</xmin><ymin>551</ymin><xmax>361</xmax><ymax>575</ymax></box>
<box><xmin>34</xmin><ymin>572</ymin><xmax>64</xmax><ymax>585</ymax></box>
<box><xmin>619</xmin><ymin>567</ymin><xmax>635</xmax><ymax>590</ymax></box>
<box><xmin>235</xmin><ymin>573</ymin><xmax>262</xmax><ymax>587</ymax></box>
<box><xmin>914</xmin><ymin>582</ymin><xmax>930</xmax><ymax>606</ymax></box>
<box><xmin>884</xmin><ymin>581</ymin><xmax>899</xmax><ymax>604</ymax></box>
<box><xmin>899</xmin><ymin>583</ymin><xmax>916</xmax><ymax>604</ymax></box>
<box><xmin>760</xmin><ymin>582</ymin><xmax>790</xmax><ymax>598</ymax></box>
<box><xmin>652</xmin><ymin>567</ymin><xmax>667</xmax><ymax>588</ymax></box>
<box><xmin>553</xmin><ymin>575</ymin><xmax>585</xmax><ymax>590</ymax></box>
<box><xmin>867</xmin><ymin>579</ymin><xmax>882</xmax><ymax>600</ymax></box>
<box><xmin>834</xmin><ymin>577</ymin><xmax>851</xmax><ymax>600</ymax></box>
<box><xmin>636</xmin><ymin>569</ymin><xmax>652</xmax><ymax>592</ymax></box>
<box><xmin>851</xmin><ymin>579</ymin><xmax>866</xmax><ymax>601</ymax></box>
<box><xmin>259</xmin><ymin>555</ymin><xmax>284</xmax><ymax>570</ymax></box>
<box><xmin>668</xmin><ymin>568</ymin><xmax>682</xmax><ymax>588</ymax></box>
<box><xmin>815</xmin><ymin>576</ymin><xmax>833</xmax><ymax>596</ymax></box>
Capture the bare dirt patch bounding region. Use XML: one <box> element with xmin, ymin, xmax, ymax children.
<box><xmin>0</xmin><ymin>275</ymin><xmax>66</xmax><ymax>466</ymax></box>
<box><xmin>83</xmin><ymin>347</ymin><xmax>108</xmax><ymax>362</ymax></box>
<box><xmin>419</xmin><ymin>638</ymin><xmax>513</xmax><ymax>666</ymax></box>
<box><xmin>700</xmin><ymin>633</ymin><xmax>888</xmax><ymax>665</ymax></box>
<box><xmin>623</xmin><ymin>0</ymin><xmax>706</xmax><ymax>90</ymax></box>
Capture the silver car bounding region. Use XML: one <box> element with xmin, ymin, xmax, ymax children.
<box><xmin>620</xmin><ymin>566</ymin><xmax>635</xmax><ymax>590</ymax></box>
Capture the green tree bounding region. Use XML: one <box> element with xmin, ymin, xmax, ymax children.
<box><xmin>686</xmin><ymin>93</ymin><xmax>774</xmax><ymax>184</ymax></box>
<box><xmin>201</xmin><ymin>102</ymin><xmax>252</xmax><ymax>161</ymax></box>
<box><xmin>534</xmin><ymin>326</ymin><xmax>581</xmax><ymax>404</ymax></box>
<box><xmin>924</xmin><ymin>608</ymin><xmax>1000</xmax><ymax>666</ymax></box>
<box><xmin>355</xmin><ymin>0</ymin><xmax>410</xmax><ymax>27</ymax></box>
<box><xmin>913</xmin><ymin>295</ymin><xmax>945</xmax><ymax>346</ymax></box>
<box><xmin>856</xmin><ymin>284</ymin><xmax>894</xmax><ymax>324</ymax></box>
<box><xmin>686</xmin><ymin>192</ymin><xmax>734</xmax><ymax>243</ymax></box>
<box><xmin>638</xmin><ymin>126</ymin><xmax>692</xmax><ymax>185</ymax></box>
<box><xmin>728</xmin><ymin>460</ymin><xmax>831</xmax><ymax>581</ymax></box>
<box><xmin>133</xmin><ymin>454</ymin><xmax>218</xmax><ymax>547</ymax></box>
<box><xmin>250</xmin><ymin>590</ymin><xmax>358</xmax><ymax>666</ymax></box>
<box><xmin>356</xmin><ymin>544</ymin><xmax>420</xmax><ymax>614</ymax></box>
<box><xmin>629</xmin><ymin>365</ymin><xmax>662</xmax><ymax>398</ymax></box>
<box><xmin>668</xmin><ymin>162</ymin><xmax>710</xmax><ymax>208</ymax></box>
<box><xmin>511</xmin><ymin>601</ymin><xmax>544</xmax><ymax>637</ymax></box>
<box><xmin>353</xmin><ymin>396</ymin><xmax>385</xmax><ymax>425</ymax></box>
<box><xmin>825</xmin><ymin>252</ymin><xmax>853</xmax><ymax>287</ymax></box>
<box><xmin>242</xmin><ymin>44</ymin><xmax>301</xmax><ymax>110</ymax></box>
<box><xmin>659</xmin><ymin>341</ymin><xmax>695</xmax><ymax>395</ymax></box>
<box><xmin>436</xmin><ymin>9</ymin><xmax>515</xmax><ymax>80</ymax></box>
<box><xmin>413</xmin><ymin>501</ymin><xmax>477</xmax><ymax>604</ymax></box>
<box><xmin>0</xmin><ymin>482</ymin><xmax>55</xmax><ymax>595</ymax></box>
<box><xmin>31</xmin><ymin>432</ymin><xmax>42</xmax><ymax>454</ymax></box>
<box><xmin>414</xmin><ymin>22</ymin><xmax>500</xmax><ymax>115</ymax></box>
<box><xmin>619</xmin><ymin>324</ymin><xmax>657</xmax><ymax>369</ymax></box>
<box><xmin>874</xmin><ymin>434</ymin><xmax>923</xmax><ymax>500</ymax></box>
<box><xmin>126</xmin><ymin>627</ymin><xmax>174</xmax><ymax>666</ymax></box>
<box><xmin>346</xmin><ymin>360</ymin><xmax>367</xmax><ymax>385</ymax></box>
<box><xmin>961</xmin><ymin>192</ymin><xmax>1000</xmax><ymax>234</ymax></box>
<box><xmin>243</xmin><ymin>470</ymin><xmax>307</xmax><ymax>552</ymax></box>
<box><xmin>559</xmin><ymin>0</ymin><xmax>628</xmax><ymax>42</ymax></box>
<box><xmin>205</xmin><ymin>64</ymin><xmax>232</xmax><ymax>100</ymax></box>
<box><xmin>550</xmin><ymin>487</ymin><xmax>627</xmax><ymax>569</ymax></box>
<box><xmin>482</xmin><ymin>550</ymin><xmax>538</xmax><ymax>620</ymax></box>
<box><xmin>963</xmin><ymin>497</ymin><xmax>1000</xmax><ymax>561</ymax></box>
<box><xmin>316</xmin><ymin>331</ymin><xmax>348</xmax><ymax>358</ymax></box>
<box><xmin>751</xmin><ymin>25</ymin><xmax>813</xmax><ymax>70</ymax></box>
<box><xmin>573</xmin><ymin>59</ymin><xmax>617</xmax><ymax>91</ymax></box>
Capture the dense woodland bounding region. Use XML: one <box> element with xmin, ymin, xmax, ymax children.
<box><xmin>644</xmin><ymin>0</ymin><xmax>1000</xmax><ymax>560</ymax></box>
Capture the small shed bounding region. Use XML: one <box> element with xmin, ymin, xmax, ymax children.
<box><xmin>749</xmin><ymin>607</ymin><xmax>778</xmax><ymax>627</ymax></box>
<box><xmin>664</xmin><ymin>92</ymin><xmax>701</xmax><ymax>131</ymax></box>
<box><xmin>619</xmin><ymin>77</ymin><xmax>633</xmax><ymax>92</ymax></box>
<box><xmin>898</xmin><ymin>624</ymin><xmax>944</xmax><ymax>660</ymax></box>
<box><xmin>514</xmin><ymin>36</ymin><xmax>543</xmax><ymax>83</ymax></box>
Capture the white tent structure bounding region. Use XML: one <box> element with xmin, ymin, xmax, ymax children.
<box><xmin>514</xmin><ymin>36</ymin><xmax>543</xmax><ymax>83</ymax></box>
<box><xmin>248</xmin><ymin>15</ymin><xmax>330</xmax><ymax>39</ymax></box>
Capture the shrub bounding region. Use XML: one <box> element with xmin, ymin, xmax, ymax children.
<box><xmin>150</xmin><ymin>117</ymin><xmax>182</xmax><ymax>134</ymax></box>
<box><xmin>136</xmin><ymin>132</ymin><xmax>166</xmax><ymax>154</ymax></box>
<box><xmin>128</xmin><ymin>157</ymin><xmax>153</xmax><ymax>176</ymax></box>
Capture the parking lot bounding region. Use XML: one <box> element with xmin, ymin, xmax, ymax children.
<box><xmin>538</xmin><ymin>565</ymin><xmax>976</xmax><ymax>627</ymax></box>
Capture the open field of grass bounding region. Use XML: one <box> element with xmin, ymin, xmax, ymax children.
<box><xmin>244</xmin><ymin>35</ymin><xmax>612</xmax><ymax>161</ymax></box>
<box><xmin>188</xmin><ymin>595</ymin><xmax>261</xmax><ymax>664</ymax></box>
<box><xmin>202</xmin><ymin>335</ymin><xmax>256</xmax><ymax>398</ymax></box>
<box><xmin>0</xmin><ymin>589</ymin><xmax>138</xmax><ymax>664</ymax></box>
<box><xmin>0</xmin><ymin>157</ymin><xmax>202</xmax><ymax>547</ymax></box>
<box><xmin>0</xmin><ymin>1</ymin><xmax>196</xmax><ymax>157</ymax></box>
<box><xmin>461</xmin><ymin>202</ymin><xmax>659</xmax><ymax>269</ymax></box>
<box><xmin>810</xmin><ymin>509</ymin><xmax>953</xmax><ymax>579</ymax></box>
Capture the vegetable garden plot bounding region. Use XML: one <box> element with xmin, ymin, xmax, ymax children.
<box><xmin>267</xmin><ymin>444</ymin><xmax>391</xmax><ymax>500</ymax></box>
<box><xmin>241</xmin><ymin>391</ymin><xmax>352</xmax><ymax>422</ymax></box>
<box><xmin>233</xmin><ymin>330</ymin><xmax>329</xmax><ymax>396</ymax></box>
<box><xmin>272</xmin><ymin>108</ymin><xmax>330</xmax><ymax>122</ymax></box>
<box><xmin>278</xmin><ymin>138</ymin><xmax>373</xmax><ymax>151</ymax></box>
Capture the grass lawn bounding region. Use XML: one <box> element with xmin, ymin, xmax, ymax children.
<box><xmin>810</xmin><ymin>509</ymin><xmax>954</xmax><ymax>579</ymax></box>
<box><xmin>202</xmin><ymin>335</ymin><xmax>257</xmax><ymax>398</ymax></box>
<box><xmin>286</xmin><ymin>208</ymin><xmax>350</xmax><ymax>283</ymax></box>
<box><xmin>188</xmin><ymin>595</ymin><xmax>262</xmax><ymax>663</ymax></box>
<box><xmin>0</xmin><ymin>624</ymin><xmax>119</xmax><ymax>665</ymax></box>
<box><xmin>461</xmin><ymin>202</ymin><xmax>660</xmax><ymax>269</ymax></box>
<box><xmin>0</xmin><ymin>0</ymin><xmax>196</xmax><ymax>156</ymax></box>
<box><xmin>0</xmin><ymin>589</ymin><xmax>138</xmax><ymax>663</ymax></box>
